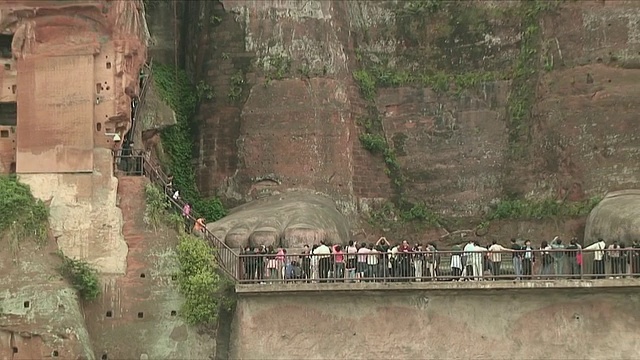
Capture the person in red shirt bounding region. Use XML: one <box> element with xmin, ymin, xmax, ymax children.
<box><xmin>332</xmin><ymin>244</ymin><xmax>345</xmax><ymax>281</ymax></box>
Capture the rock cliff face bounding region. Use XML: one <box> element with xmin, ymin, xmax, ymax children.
<box><xmin>0</xmin><ymin>2</ymin><xmax>217</xmax><ymax>359</ymax></box>
<box><xmin>232</xmin><ymin>286</ymin><xmax>640</xmax><ymax>359</ymax></box>
<box><xmin>187</xmin><ymin>0</ymin><xmax>640</xmax><ymax>227</ymax></box>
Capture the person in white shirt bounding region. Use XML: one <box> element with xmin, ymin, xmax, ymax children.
<box><xmin>450</xmin><ymin>247</ymin><xmax>463</xmax><ymax>280</ymax></box>
<box><xmin>356</xmin><ymin>244</ymin><xmax>370</xmax><ymax>280</ymax></box>
<box><xmin>313</xmin><ymin>241</ymin><xmax>331</xmax><ymax>282</ymax></box>
<box><xmin>488</xmin><ymin>240</ymin><xmax>512</xmax><ymax>280</ymax></box>
<box><xmin>462</xmin><ymin>240</ymin><xmax>478</xmax><ymax>280</ymax></box>
<box><xmin>367</xmin><ymin>244</ymin><xmax>379</xmax><ymax>280</ymax></box>
<box><xmin>389</xmin><ymin>244</ymin><xmax>399</xmax><ymax>277</ymax></box>
<box><xmin>172</xmin><ymin>190</ymin><xmax>180</xmax><ymax>200</ymax></box>
<box><xmin>345</xmin><ymin>241</ymin><xmax>358</xmax><ymax>281</ymax></box>
<box><xmin>473</xmin><ymin>244</ymin><xmax>487</xmax><ymax>281</ymax></box>
<box><xmin>585</xmin><ymin>238</ymin><xmax>606</xmax><ymax>279</ymax></box>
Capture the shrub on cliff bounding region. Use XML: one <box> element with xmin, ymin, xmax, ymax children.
<box><xmin>153</xmin><ymin>63</ymin><xmax>226</xmax><ymax>222</ymax></box>
<box><xmin>176</xmin><ymin>233</ymin><xmax>233</xmax><ymax>325</ymax></box>
<box><xmin>144</xmin><ymin>182</ymin><xmax>189</xmax><ymax>233</ymax></box>
<box><xmin>0</xmin><ymin>175</ymin><xmax>49</xmax><ymax>244</ymax></box>
<box><xmin>57</xmin><ymin>251</ymin><xmax>101</xmax><ymax>301</ymax></box>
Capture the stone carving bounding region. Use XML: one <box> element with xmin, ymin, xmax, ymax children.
<box><xmin>584</xmin><ymin>190</ymin><xmax>640</xmax><ymax>245</ymax></box>
<box><xmin>207</xmin><ymin>191</ymin><xmax>350</xmax><ymax>249</ymax></box>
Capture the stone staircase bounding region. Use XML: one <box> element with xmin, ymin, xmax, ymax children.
<box><xmin>113</xmin><ymin>151</ymin><xmax>240</xmax><ymax>280</ymax></box>
<box><xmin>118</xmin><ymin>176</ymin><xmax>148</xmax><ymax>282</ymax></box>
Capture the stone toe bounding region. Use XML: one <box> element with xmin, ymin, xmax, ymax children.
<box><xmin>225</xmin><ymin>225</ymin><xmax>251</xmax><ymax>249</ymax></box>
<box><xmin>249</xmin><ymin>227</ymin><xmax>279</xmax><ymax>248</ymax></box>
<box><xmin>207</xmin><ymin>192</ymin><xmax>350</xmax><ymax>251</ymax></box>
<box><xmin>282</xmin><ymin>226</ymin><xmax>334</xmax><ymax>248</ymax></box>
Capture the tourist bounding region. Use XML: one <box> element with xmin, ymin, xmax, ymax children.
<box><xmin>388</xmin><ymin>242</ymin><xmax>400</xmax><ymax>279</ymax></box>
<box><xmin>375</xmin><ymin>237</ymin><xmax>391</xmax><ymax>278</ymax></box>
<box><xmin>366</xmin><ymin>243</ymin><xmax>379</xmax><ymax>281</ymax></box>
<box><xmin>398</xmin><ymin>240</ymin><xmax>412</xmax><ymax>279</ymax></box>
<box><xmin>332</xmin><ymin>244</ymin><xmax>345</xmax><ymax>281</ymax></box>
<box><xmin>607</xmin><ymin>241</ymin><xmax>622</xmax><ymax>278</ymax></box>
<box><xmin>450</xmin><ymin>245</ymin><xmax>463</xmax><ymax>281</ymax></box>
<box><xmin>301</xmin><ymin>245</ymin><xmax>311</xmax><ymax>281</ymax></box>
<box><xmin>345</xmin><ymin>241</ymin><xmax>358</xmax><ymax>281</ymax></box>
<box><xmin>276</xmin><ymin>248</ymin><xmax>286</xmax><ymax>279</ymax></box>
<box><xmin>510</xmin><ymin>238</ymin><xmax>523</xmax><ymax>280</ymax></box>
<box><xmin>566</xmin><ymin>238</ymin><xmax>581</xmax><ymax>278</ymax></box>
<box><xmin>412</xmin><ymin>243</ymin><xmax>424</xmax><ymax>281</ymax></box>
<box><xmin>193</xmin><ymin>217</ymin><xmax>205</xmax><ymax>234</ymax></box>
<box><xmin>243</xmin><ymin>246</ymin><xmax>256</xmax><ymax>282</ymax></box>
<box><xmin>619</xmin><ymin>242</ymin><xmax>629</xmax><ymax>277</ymax></box>
<box><xmin>426</xmin><ymin>243</ymin><xmax>439</xmax><ymax>281</ymax></box>
<box><xmin>522</xmin><ymin>240</ymin><xmax>535</xmax><ymax>278</ymax></box>
<box><xmin>540</xmin><ymin>241</ymin><xmax>554</xmax><ymax>278</ymax></box>
<box><xmin>256</xmin><ymin>245</ymin><xmax>266</xmax><ymax>283</ymax></box>
<box><xmin>474</xmin><ymin>242</ymin><xmax>488</xmax><ymax>281</ymax></box>
<box><xmin>632</xmin><ymin>241</ymin><xmax>640</xmax><ymax>277</ymax></box>
<box><xmin>462</xmin><ymin>239</ymin><xmax>475</xmax><ymax>280</ymax></box>
<box><xmin>550</xmin><ymin>236</ymin><xmax>566</xmax><ymax>277</ymax></box>
<box><xmin>266</xmin><ymin>246</ymin><xmax>279</xmax><ymax>282</ymax></box>
<box><xmin>488</xmin><ymin>240</ymin><xmax>511</xmax><ymax>280</ymax></box>
<box><xmin>356</xmin><ymin>243</ymin><xmax>370</xmax><ymax>280</ymax></box>
<box><xmin>584</xmin><ymin>238</ymin><xmax>606</xmax><ymax>279</ymax></box>
<box><xmin>313</xmin><ymin>241</ymin><xmax>332</xmax><ymax>282</ymax></box>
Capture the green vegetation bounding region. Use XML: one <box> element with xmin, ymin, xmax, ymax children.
<box><xmin>265</xmin><ymin>55</ymin><xmax>292</xmax><ymax>83</ymax></box>
<box><xmin>352</xmin><ymin>0</ymin><xmax>568</xmax><ymax>229</ymax></box>
<box><xmin>0</xmin><ymin>175</ymin><xmax>49</xmax><ymax>245</ymax></box>
<box><xmin>506</xmin><ymin>0</ymin><xmax>561</xmax><ymax>159</ymax></box>
<box><xmin>143</xmin><ymin>183</ymin><xmax>171</xmax><ymax>232</ymax></box>
<box><xmin>196</xmin><ymin>81</ymin><xmax>215</xmax><ymax>101</ymax></box>
<box><xmin>396</xmin><ymin>0</ymin><xmax>444</xmax><ymax>16</ymax></box>
<box><xmin>357</xmin><ymin>112</ymin><xmax>405</xmax><ymax>192</ymax></box>
<box><xmin>154</xmin><ymin>64</ymin><xmax>226</xmax><ymax>222</ymax></box>
<box><xmin>175</xmin><ymin>233</ymin><xmax>234</xmax><ymax>325</ymax></box>
<box><xmin>367</xmin><ymin>201</ymin><xmax>444</xmax><ymax>229</ymax></box>
<box><xmin>228</xmin><ymin>70</ymin><xmax>246</xmax><ymax>103</ymax></box>
<box><xmin>144</xmin><ymin>182</ymin><xmax>189</xmax><ymax>233</ymax></box>
<box><xmin>354</xmin><ymin>65</ymin><xmax>499</xmax><ymax>100</ymax></box>
<box><xmin>486</xmin><ymin>196</ymin><xmax>602</xmax><ymax>221</ymax></box>
<box><xmin>57</xmin><ymin>251</ymin><xmax>101</xmax><ymax>301</ymax></box>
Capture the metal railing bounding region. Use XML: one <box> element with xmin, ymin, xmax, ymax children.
<box><xmin>127</xmin><ymin>61</ymin><xmax>153</xmax><ymax>145</ymax></box>
<box><xmin>112</xmin><ymin>148</ymin><xmax>639</xmax><ymax>287</ymax></box>
<box><xmin>113</xmin><ymin>150</ymin><xmax>240</xmax><ymax>280</ymax></box>
<box><xmin>236</xmin><ymin>248</ymin><xmax>640</xmax><ymax>284</ymax></box>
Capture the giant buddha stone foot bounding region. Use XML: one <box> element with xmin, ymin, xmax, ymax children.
<box><xmin>206</xmin><ymin>191</ymin><xmax>350</xmax><ymax>249</ymax></box>
<box><xmin>584</xmin><ymin>189</ymin><xmax>640</xmax><ymax>244</ymax></box>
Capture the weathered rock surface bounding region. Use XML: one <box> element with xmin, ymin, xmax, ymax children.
<box><xmin>0</xmin><ymin>241</ymin><xmax>94</xmax><ymax>360</ymax></box>
<box><xmin>231</xmin><ymin>286</ymin><xmax>640</xmax><ymax>359</ymax></box>
<box><xmin>188</xmin><ymin>0</ymin><xmax>640</xmax><ymax>222</ymax></box>
<box><xmin>83</xmin><ymin>176</ymin><xmax>216</xmax><ymax>360</ymax></box>
<box><xmin>20</xmin><ymin>149</ymin><xmax>129</xmax><ymax>275</ymax></box>
<box><xmin>584</xmin><ymin>189</ymin><xmax>640</xmax><ymax>244</ymax></box>
<box><xmin>207</xmin><ymin>191</ymin><xmax>350</xmax><ymax>249</ymax></box>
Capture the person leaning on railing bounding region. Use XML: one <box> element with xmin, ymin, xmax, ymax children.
<box><xmin>192</xmin><ymin>217</ymin><xmax>206</xmax><ymax>234</ymax></box>
<box><xmin>565</xmin><ymin>238</ymin><xmax>581</xmax><ymax>279</ymax></box>
<box><xmin>584</xmin><ymin>238</ymin><xmax>606</xmax><ymax>279</ymax></box>
<box><xmin>631</xmin><ymin>241</ymin><xmax>640</xmax><ymax>277</ymax></box>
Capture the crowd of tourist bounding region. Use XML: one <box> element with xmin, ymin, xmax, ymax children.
<box><xmin>239</xmin><ymin>236</ymin><xmax>640</xmax><ymax>283</ymax></box>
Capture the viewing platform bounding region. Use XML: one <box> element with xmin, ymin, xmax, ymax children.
<box><xmin>236</xmin><ymin>278</ymin><xmax>640</xmax><ymax>295</ymax></box>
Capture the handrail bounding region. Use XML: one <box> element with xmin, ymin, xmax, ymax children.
<box><xmin>139</xmin><ymin>153</ymin><xmax>240</xmax><ymax>280</ymax></box>
<box><xmin>127</xmin><ymin>61</ymin><xmax>153</xmax><ymax>144</ymax></box>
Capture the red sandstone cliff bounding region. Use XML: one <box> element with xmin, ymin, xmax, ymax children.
<box><xmin>184</xmin><ymin>0</ymin><xmax>640</xmax><ymax>224</ymax></box>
